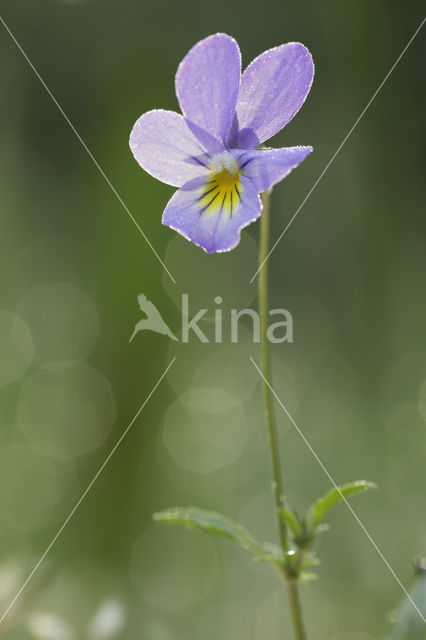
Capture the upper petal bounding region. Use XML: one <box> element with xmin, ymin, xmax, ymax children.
<box><xmin>231</xmin><ymin>43</ymin><xmax>314</xmax><ymax>148</ymax></box>
<box><xmin>129</xmin><ymin>109</ymin><xmax>224</xmax><ymax>187</ymax></box>
<box><xmin>233</xmin><ymin>146</ymin><xmax>313</xmax><ymax>192</ymax></box>
<box><xmin>175</xmin><ymin>33</ymin><xmax>241</xmax><ymax>144</ymax></box>
<box><xmin>162</xmin><ymin>175</ymin><xmax>261</xmax><ymax>253</ymax></box>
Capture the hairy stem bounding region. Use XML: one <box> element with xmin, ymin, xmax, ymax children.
<box><xmin>258</xmin><ymin>189</ymin><xmax>307</xmax><ymax>640</ymax></box>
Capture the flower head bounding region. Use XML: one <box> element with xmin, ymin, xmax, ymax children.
<box><xmin>130</xmin><ymin>34</ymin><xmax>314</xmax><ymax>253</ymax></box>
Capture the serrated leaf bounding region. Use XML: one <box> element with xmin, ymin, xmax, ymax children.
<box><xmin>153</xmin><ymin>507</ymin><xmax>264</xmax><ymax>555</ymax></box>
<box><xmin>278</xmin><ymin>508</ymin><xmax>302</xmax><ymax>538</ymax></box>
<box><xmin>308</xmin><ymin>480</ymin><xmax>377</xmax><ymax>530</ymax></box>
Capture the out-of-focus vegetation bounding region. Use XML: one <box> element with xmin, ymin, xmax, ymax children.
<box><xmin>0</xmin><ymin>1</ymin><xmax>425</xmax><ymax>637</ymax></box>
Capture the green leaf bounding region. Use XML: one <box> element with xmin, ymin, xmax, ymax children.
<box><xmin>278</xmin><ymin>508</ymin><xmax>302</xmax><ymax>538</ymax></box>
<box><xmin>308</xmin><ymin>480</ymin><xmax>377</xmax><ymax>530</ymax></box>
<box><xmin>153</xmin><ymin>507</ymin><xmax>264</xmax><ymax>555</ymax></box>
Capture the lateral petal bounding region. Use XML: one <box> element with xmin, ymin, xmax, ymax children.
<box><xmin>234</xmin><ymin>146</ymin><xmax>313</xmax><ymax>192</ymax></box>
<box><xmin>130</xmin><ymin>109</ymin><xmax>224</xmax><ymax>187</ymax></box>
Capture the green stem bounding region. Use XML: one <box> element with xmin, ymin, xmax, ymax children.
<box><xmin>286</xmin><ymin>575</ymin><xmax>308</xmax><ymax>640</ymax></box>
<box><xmin>258</xmin><ymin>189</ymin><xmax>288</xmax><ymax>553</ymax></box>
<box><xmin>258</xmin><ymin>189</ymin><xmax>307</xmax><ymax>640</ymax></box>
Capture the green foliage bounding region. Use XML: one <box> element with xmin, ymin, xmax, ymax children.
<box><xmin>153</xmin><ymin>507</ymin><xmax>258</xmax><ymax>550</ymax></box>
<box><xmin>153</xmin><ymin>506</ymin><xmax>280</xmax><ymax>562</ymax></box>
<box><xmin>279</xmin><ymin>508</ymin><xmax>302</xmax><ymax>538</ymax></box>
<box><xmin>154</xmin><ymin>481</ymin><xmax>376</xmax><ymax>582</ymax></box>
<box><xmin>279</xmin><ymin>480</ymin><xmax>376</xmax><ymax>578</ymax></box>
<box><xmin>384</xmin><ymin>562</ymin><xmax>426</xmax><ymax>640</ymax></box>
<box><xmin>307</xmin><ymin>480</ymin><xmax>377</xmax><ymax>531</ymax></box>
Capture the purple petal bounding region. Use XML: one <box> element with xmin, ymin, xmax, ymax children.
<box><xmin>162</xmin><ymin>175</ymin><xmax>261</xmax><ymax>253</ymax></box>
<box><xmin>175</xmin><ymin>33</ymin><xmax>241</xmax><ymax>144</ymax></box>
<box><xmin>231</xmin><ymin>43</ymin><xmax>314</xmax><ymax>148</ymax></box>
<box><xmin>234</xmin><ymin>146</ymin><xmax>313</xmax><ymax>192</ymax></box>
<box><xmin>130</xmin><ymin>109</ymin><xmax>224</xmax><ymax>187</ymax></box>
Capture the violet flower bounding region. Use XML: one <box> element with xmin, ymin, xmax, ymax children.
<box><xmin>130</xmin><ymin>33</ymin><xmax>314</xmax><ymax>253</ymax></box>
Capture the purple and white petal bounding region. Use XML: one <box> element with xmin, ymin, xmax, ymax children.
<box><xmin>162</xmin><ymin>175</ymin><xmax>261</xmax><ymax>253</ymax></box>
<box><xmin>234</xmin><ymin>146</ymin><xmax>313</xmax><ymax>192</ymax></box>
<box><xmin>231</xmin><ymin>43</ymin><xmax>314</xmax><ymax>148</ymax></box>
<box><xmin>130</xmin><ymin>109</ymin><xmax>224</xmax><ymax>187</ymax></box>
<box><xmin>175</xmin><ymin>33</ymin><xmax>241</xmax><ymax>144</ymax></box>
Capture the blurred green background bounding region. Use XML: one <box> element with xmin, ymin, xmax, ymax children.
<box><xmin>0</xmin><ymin>0</ymin><xmax>425</xmax><ymax>638</ymax></box>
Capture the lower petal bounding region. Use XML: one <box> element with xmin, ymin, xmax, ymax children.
<box><xmin>233</xmin><ymin>146</ymin><xmax>313</xmax><ymax>192</ymax></box>
<box><xmin>162</xmin><ymin>175</ymin><xmax>261</xmax><ymax>253</ymax></box>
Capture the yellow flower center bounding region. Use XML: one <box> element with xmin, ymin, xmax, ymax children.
<box><xmin>198</xmin><ymin>152</ymin><xmax>242</xmax><ymax>216</ymax></box>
